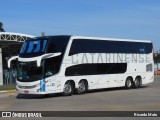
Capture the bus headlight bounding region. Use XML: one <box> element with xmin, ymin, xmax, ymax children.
<box><xmin>17</xmin><ymin>81</ymin><xmax>48</xmax><ymax>89</ymax></box>
<box><xmin>35</xmin><ymin>83</ymin><xmax>41</xmax><ymax>87</ymax></box>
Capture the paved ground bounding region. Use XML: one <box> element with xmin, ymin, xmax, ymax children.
<box><xmin>1</xmin><ymin>76</ymin><xmax>160</xmax><ymax>119</ymax></box>
<box><xmin>0</xmin><ymin>76</ymin><xmax>160</xmax><ymax>111</ymax></box>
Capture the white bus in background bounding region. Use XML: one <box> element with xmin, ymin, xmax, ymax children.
<box><xmin>8</xmin><ymin>35</ymin><xmax>154</xmax><ymax>96</ymax></box>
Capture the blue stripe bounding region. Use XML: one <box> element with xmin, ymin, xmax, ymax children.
<box><xmin>34</xmin><ymin>41</ymin><xmax>41</xmax><ymax>52</ymax></box>
<box><xmin>42</xmin><ymin>40</ymin><xmax>47</xmax><ymax>52</ymax></box>
<box><xmin>40</xmin><ymin>79</ymin><xmax>45</xmax><ymax>92</ymax></box>
<box><xmin>27</xmin><ymin>41</ymin><xmax>34</xmax><ymax>53</ymax></box>
<box><xmin>20</xmin><ymin>42</ymin><xmax>27</xmax><ymax>53</ymax></box>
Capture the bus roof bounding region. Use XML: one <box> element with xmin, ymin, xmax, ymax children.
<box><xmin>35</xmin><ymin>35</ymin><xmax>152</xmax><ymax>43</ymax></box>
<box><xmin>71</xmin><ymin>36</ymin><xmax>152</xmax><ymax>43</ymax></box>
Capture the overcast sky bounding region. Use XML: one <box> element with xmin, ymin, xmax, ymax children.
<box><xmin>0</xmin><ymin>0</ymin><xmax>160</xmax><ymax>51</ymax></box>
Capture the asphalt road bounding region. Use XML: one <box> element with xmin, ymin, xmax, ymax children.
<box><xmin>0</xmin><ymin>76</ymin><xmax>160</xmax><ymax>120</ymax></box>
<box><xmin>0</xmin><ymin>76</ymin><xmax>160</xmax><ymax>112</ymax></box>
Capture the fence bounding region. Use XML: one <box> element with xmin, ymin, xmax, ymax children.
<box><xmin>3</xmin><ymin>69</ymin><xmax>17</xmax><ymax>85</ymax></box>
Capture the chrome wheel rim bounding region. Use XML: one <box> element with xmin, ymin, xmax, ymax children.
<box><xmin>135</xmin><ymin>79</ymin><xmax>140</xmax><ymax>87</ymax></box>
<box><xmin>63</xmin><ymin>83</ymin><xmax>71</xmax><ymax>94</ymax></box>
<box><xmin>127</xmin><ymin>80</ymin><xmax>132</xmax><ymax>88</ymax></box>
<box><xmin>78</xmin><ymin>82</ymin><xmax>85</xmax><ymax>93</ymax></box>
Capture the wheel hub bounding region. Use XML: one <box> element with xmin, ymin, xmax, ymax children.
<box><xmin>64</xmin><ymin>84</ymin><xmax>71</xmax><ymax>93</ymax></box>
<box><xmin>78</xmin><ymin>82</ymin><xmax>85</xmax><ymax>93</ymax></box>
<box><xmin>127</xmin><ymin>80</ymin><xmax>131</xmax><ymax>87</ymax></box>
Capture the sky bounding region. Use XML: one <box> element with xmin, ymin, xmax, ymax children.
<box><xmin>0</xmin><ymin>0</ymin><xmax>160</xmax><ymax>51</ymax></box>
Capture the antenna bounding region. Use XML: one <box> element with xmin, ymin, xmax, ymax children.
<box><xmin>41</xmin><ymin>32</ymin><xmax>45</xmax><ymax>37</ymax></box>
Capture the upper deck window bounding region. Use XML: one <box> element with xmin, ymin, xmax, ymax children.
<box><xmin>20</xmin><ymin>39</ymin><xmax>48</xmax><ymax>58</ymax></box>
<box><xmin>19</xmin><ymin>36</ymin><xmax>70</xmax><ymax>58</ymax></box>
<box><xmin>69</xmin><ymin>39</ymin><xmax>152</xmax><ymax>56</ymax></box>
<box><xmin>20</xmin><ymin>40</ymin><xmax>47</xmax><ymax>53</ymax></box>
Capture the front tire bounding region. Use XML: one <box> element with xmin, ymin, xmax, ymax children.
<box><xmin>125</xmin><ymin>78</ymin><xmax>133</xmax><ymax>89</ymax></box>
<box><xmin>62</xmin><ymin>81</ymin><xmax>74</xmax><ymax>96</ymax></box>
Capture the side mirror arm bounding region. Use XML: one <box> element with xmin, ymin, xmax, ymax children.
<box><xmin>7</xmin><ymin>56</ymin><xmax>18</xmax><ymax>68</ymax></box>
<box><xmin>37</xmin><ymin>52</ymin><xmax>61</xmax><ymax>67</ymax></box>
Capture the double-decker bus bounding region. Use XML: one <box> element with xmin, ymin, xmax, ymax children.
<box><xmin>8</xmin><ymin>35</ymin><xmax>154</xmax><ymax>95</ymax></box>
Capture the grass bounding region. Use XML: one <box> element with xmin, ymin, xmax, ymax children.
<box><xmin>0</xmin><ymin>85</ymin><xmax>16</xmax><ymax>91</ymax></box>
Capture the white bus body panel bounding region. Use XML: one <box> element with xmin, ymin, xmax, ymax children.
<box><xmin>16</xmin><ymin>36</ymin><xmax>154</xmax><ymax>95</ymax></box>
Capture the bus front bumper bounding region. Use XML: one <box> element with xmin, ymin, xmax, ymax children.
<box><xmin>16</xmin><ymin>85</ymin><xmax>47</xmax><ymax>95</ymax></box>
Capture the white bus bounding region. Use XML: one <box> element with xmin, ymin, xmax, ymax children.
<box><xmin>8</xmin><ymin>35</ymin><xmax>154</xmax><ymax>96</ymax></box>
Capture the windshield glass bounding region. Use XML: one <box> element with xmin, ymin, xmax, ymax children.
<box><xmin>17</xmin><ymin>61</ymin><xmax>43</xmax><ymax>82</ymax></box>
<box><xmin>17</xmin><ymin>56</ymin><xmax>62</xmax><ymax>82</ymax></box>
<box><xmin>19</xmin><ymin>39</ymin><xmax>48</xmax><ymax>58</ymax></box>
<box><xmin>44</xmin><ymin>56</ymin><xmax>62</xmax><ymax>78</ymax></box>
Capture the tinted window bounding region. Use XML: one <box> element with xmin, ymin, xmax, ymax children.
<box><xmin>146</xmin><ymin>63</ymin><xmax>153</xmax><ymax>72</ymax></box>
<box><xmin>19</xmin><ymin>36</ymin><xmax>70</xmax><ymax>58</ymax></box>
<box><xmin>19</xmin><ymin>39</ymin><xmax>48</xmax><ymax>58</ymax></box>
<box><xmin>65</xmin><ymin>63</ymin><xmax>127</xmax><ymax>76</ymax></box>
<box><xmin>44</xmin><ymin>56</ymin><xmax>63</xmax><ymax>77</ymax></box>
<box><xmin>47</xmin><ymin>36</ymin><xmax>69</xmax><ymax>54</ymax></box>
<box><xmin>69</xmin><ymin>39</ymin><xmax>152</xmax><ymax>56</ymax></box>
<box><xmin>145</xmin><ymin>43</ymin><xmax>153</xmax><ymax>53</ymax></box>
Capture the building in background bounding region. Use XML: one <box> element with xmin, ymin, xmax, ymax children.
<box><xmin>0</xmin><ymin>32</ymin><xmax>35</xmax><ymax>85</ymax></box>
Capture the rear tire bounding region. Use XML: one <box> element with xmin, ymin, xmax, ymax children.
<box><xmin>134</xmin><ymin>77</ymin><xmax>141</xmax><ymax>88</ymax></box>
<box><xmin>77</xmin><ymin>80</ymin><xmax>87</xmax><ymax>94</ymax></box>
<box><xmin>62</xmin><ymin>81</ymin><xmax>74</xmax><ymax>96</ymax></box>
<box><xmin>125</xmin><ymin>77</ymin><xmax>133</xmax><ymax>89</ymax></box>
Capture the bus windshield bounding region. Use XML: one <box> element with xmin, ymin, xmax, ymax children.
<box><xmin>17</xmin><ymin>56</ymin><xmax>62</xmax><ymax>82</ymax></box>
<box><xmin>17</xmin><ymin>61</ymin><xmax>43</xmax><ymax>82</ymax></box>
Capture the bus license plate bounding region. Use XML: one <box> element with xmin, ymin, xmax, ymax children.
<box><xmin>24</xmin><ymin>90</ymin><xmax>29</xmax><ymax>94</ymax></box>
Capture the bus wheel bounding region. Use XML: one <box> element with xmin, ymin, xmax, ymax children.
<box><xmin>134</xmin><ymin>77</ymin><xmax>141</xmax><ymax>88</ymax></box>
<box><xmin>125</xmin><ymin>77</ymin><xmax>133</xmax><ymax>89</ymax></box>
<box><xmin>77</xmin><ymin>80</ymin><xmax>87</xmax><ymax>94</ymax></box>
<box><xmin>62</xmin><ymin>81</ymin><xmax>74</xmax><ymax>96</ymax></box>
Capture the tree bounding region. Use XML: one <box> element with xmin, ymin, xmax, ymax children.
<box><xmin>0</xmin><ymin>22</ymin><xmax>5</xmax><ymax>32</ymax></box>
